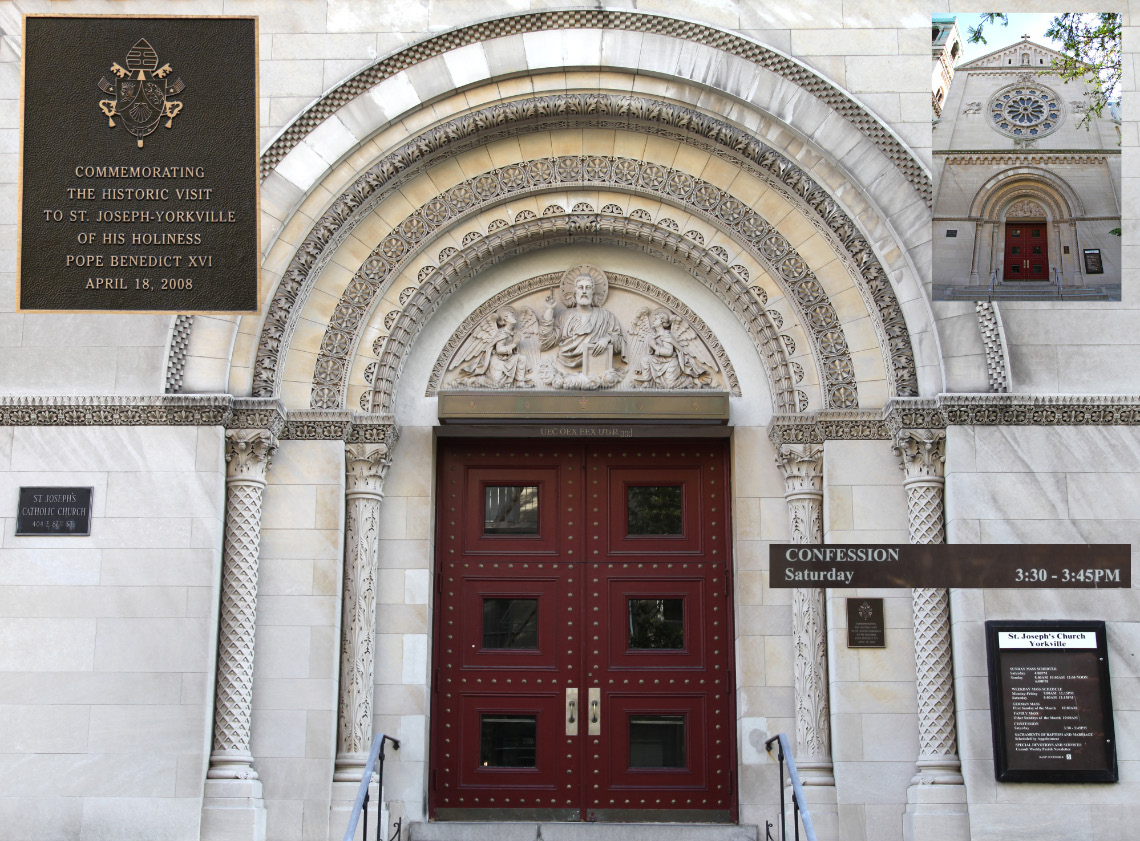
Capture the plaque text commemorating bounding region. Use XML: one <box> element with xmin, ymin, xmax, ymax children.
<box><xmin>846</xmin><ymin>597</ymin><xmax>885</xmax><ymax>648</ymax></box>
<box><xmin>19</xmin><ymin>16</ymin><xmax>258</xmax><ymax>312</ymax></box>
<box><xmin>985</xmin><ymin>620</ymin><xmax>1117</xmax><ymax>782</ymax></box>
<box><xmin>16</xmin><ymin>486</ymin><xmax>93</xmax><ymax>536</ymax></box>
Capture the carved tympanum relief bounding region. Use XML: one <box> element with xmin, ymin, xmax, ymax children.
<box><xmin>1006</xmin><ymin>199</ymin><xmax>1046</xmax><ymax>218</ymax></box>
<box><xmin>441</xmin><ymin>266</ymin><xmax>725</xmax><ymax>392</ymax></box>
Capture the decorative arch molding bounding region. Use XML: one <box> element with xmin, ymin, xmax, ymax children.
<box><xmin>351</xmin><ymin>212</ymin><xmax>805</xmax><ymax>416</ymax></box>
<box><xmin>258</xmin><ymin>9</ymin><xmax>931</xmax><ymax>206</ymax></box>
<box><xmin>245</xmin><ymin>94</ymin><xmax>920</xmax><ymax>407</ymax></box>
<box><xmin>306</xmin><ymin>162</ymin><xmax>866</xmax><ymax>413</ymax></box>
<box><xmin>424</xmin><ymin>269</ymin><xmax>744</xmax><ymax>397</ymax></box>
<box><xmin>970</xmin><ymin>166</ymin><xmax>1085</xmax><ymax>220</ymax></box>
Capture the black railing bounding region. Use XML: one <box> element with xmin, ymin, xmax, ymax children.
<box><xmin>764</xmin><ymin>733</ymin><xmax>817</xmax><ymax>841</ymax></box>
<box><xmin>342</xmin><ymin>734</ymin><xmax>401</xmax><ymax>841</ymax></box>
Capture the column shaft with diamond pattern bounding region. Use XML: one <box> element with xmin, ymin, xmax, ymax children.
<box><xmin>894</xmin><ymin>430</ymin><xmax>963</xmax><ymax>785</ymax></box>
<box><xmin>207</xmin><ymin>429</ymin><xmax>276</xmax><ymax>779</ymax></box>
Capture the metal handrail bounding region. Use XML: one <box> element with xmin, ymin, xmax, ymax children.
<box><xmin>765</xmin><ymin>733</ymin><xmax>817</xmax><ymax>841</ymax></box>
<box><xmin>1054</xmin><ymin>265</ymin><xmax>1063</xmax><ymax>298</ymax></box>
<box><xmin>342</xmin><ymin>733</ymin><xmax>400</xmax><ymax>841</ymax></box>
<box><xmin>988</xmin><ymin>268</ymin><xmax>998</xmax><ymax>298</ymax></box>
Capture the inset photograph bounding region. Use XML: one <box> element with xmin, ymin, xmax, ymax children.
<box><xmin>932</xmin><ymin>13</ymin><xmax>1121</xmax><ymax>301</ymax></box>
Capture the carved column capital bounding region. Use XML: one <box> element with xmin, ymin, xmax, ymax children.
<box><xmin>345</xmin><ymin>442</ymin><xmax>391</xmax><ymax>498</ymax></box>
<box><xmin>775</xmin><ymin>442</ymin><xmax>824</xmax><ymax>498</ymax></box>
<box><xmin>225</xmin><ymin>428</ymin><xmax>277</xmax><ymax>484</ymax></box>
<box><xmin>893</xmin><ymin>429</ymin><xmax>946</xmax><ymax>485</ymax></box>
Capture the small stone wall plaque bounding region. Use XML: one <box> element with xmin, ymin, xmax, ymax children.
<box><xmin>985</xmin><ymin>620</ymin><xmax>1117</xmax><ymax>782</ymax></box>
<box><xmin>16</xmin><ymin>487</ymin><xmax>93</xmax><ymax>536</ymax></box>
<box><xmin>846</xmin><ymin>598</ymin><xmax>885</xmax><ymax>648</ymax></box>
<box><xmin>18</xmin><ymin>16</ymin><xmax>259</xmax><ymax>312</ymax></box>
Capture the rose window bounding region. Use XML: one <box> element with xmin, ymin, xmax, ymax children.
<box><xmin>988</xmin><ymin>85</ymin><xmax>1062</xmax><ymax>137</ymax></box>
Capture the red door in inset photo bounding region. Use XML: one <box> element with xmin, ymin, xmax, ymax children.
<box><xmin>1003</xmin><ymin>224</ymin><xmax>1049</xmax><ymax>280</ymax></box>
<box><xmin>431</xmin><ymin>439</ymin><xmax>736</xmax><ymax>823</ymax></box>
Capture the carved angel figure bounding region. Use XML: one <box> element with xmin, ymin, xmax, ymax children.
<box><xmin>448</xmin><ymin>306</ymin><xmax>539</xmax><ymax>388</ymax></box>
<box><xmin>626</xmin><ymin>307</ymin><xmax>718</xmax><ymax>389</ymax></box>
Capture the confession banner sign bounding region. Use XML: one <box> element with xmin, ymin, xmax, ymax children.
<box><xmin>769</xmin><ymin>544</ymin><xmax>1130</xmax><ymax>588</ymax></box>
<box><xmin>18</xmin><ymin>16</ymin><xmax>258</xmax><ymax>312</ymax></box>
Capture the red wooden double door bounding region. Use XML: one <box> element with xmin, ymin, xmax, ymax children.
<box><xmin>1003</xmin><ymin>223</ymin><xmax>1049</xmax><ymax>280</ymax></box>
<box><xmin>431</xmin><ymin>438</ymin><xmax>736</xmax><ymax>822</ymax></box>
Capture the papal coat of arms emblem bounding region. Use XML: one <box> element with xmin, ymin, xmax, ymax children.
<box><xmin>97</xmin><ymin>39</ymin><xmax>184</xmax><ymax>147</ymax></box>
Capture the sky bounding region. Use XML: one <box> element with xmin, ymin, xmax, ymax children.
<box><xmin>953</xmin><ymin>13</ymin><xmax>1060</xmax><ymax>64</ymax></box>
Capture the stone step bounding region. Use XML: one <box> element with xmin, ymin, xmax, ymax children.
<box><xmin>409</xmin><ymin>822</ymin><xmax>759</xmax><ymax>841</ymax></box>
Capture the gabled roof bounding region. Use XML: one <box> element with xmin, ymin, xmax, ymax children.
<box><xmin>958</xmin><ymin>38</ymin><xmax>1070</xmax><ymax>71</ymax></box>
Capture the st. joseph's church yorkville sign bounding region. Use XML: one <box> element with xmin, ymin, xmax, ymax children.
<box><xmin>17</xmin><ymin>16</ymin><xmax>258</xmax><ymax>313</ymax></box>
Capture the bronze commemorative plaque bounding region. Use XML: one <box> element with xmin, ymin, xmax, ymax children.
<box><xmin>18</xmin><ymin>16</ymin><xmax>258</xmax><ymax>312</ymax></box>
<box><xmin>846</xmin><ymin>597</ymin><xmax>885</xmax><ymax>648</ymax></box>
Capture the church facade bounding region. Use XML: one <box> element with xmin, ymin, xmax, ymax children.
<box><xmin>0</xmin><ymin>4</ymin><xmax>1137</xmax><ymax>841</ymax></box>
<box><xmin>932</xmin><ymin>36</ymin><xmax>1122</xmax><ymax>300</ymax></box>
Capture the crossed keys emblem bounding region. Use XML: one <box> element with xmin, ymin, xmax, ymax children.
<box><xmin>97</xmin><ymin>38</ymin><xmax>184</xmax><ymax>147</ymax></box>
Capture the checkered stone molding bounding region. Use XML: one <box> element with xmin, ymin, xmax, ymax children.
<box><xmin>350</xmin><ymin>210</ymin><xmax>808</xmax><ymax>415</ymax></box>
<box><xmin>258</xmin><ymin>10</ymin><xmax>930</xmax><ymax>207</ymax></box>
<box><xmin>305</xmin><ymin>157</ymin><xmax>872</xmax><ymax>413</ymax></box>
<box><xmin>246</xmin><ymin>93</ymin><xmax>920</xmax><ymax>407</ymax></box>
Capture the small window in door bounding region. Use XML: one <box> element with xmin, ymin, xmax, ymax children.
<box><xmin>628</xmin><ymin>598</ymin><xmax>684</xmax><ymax>649</ymax></box>
<box><xmin>1010</xmin><ymin>264</ymin><xmax>1020</xmax><ymax>274</ymax></box>
<box><xmin>482</xmin><ymin>598</ymin><xmax>538</xmax><ymax>649</ymax></box>
<box><xmin>484</xmin><ymin>485</ymin><xmax>538</xmax><ymax>534</ymax></box>
<box><xmin>1011</xmin><ymin>229</ymin><xmax>1021</xmax><ymax>238</ymax></box>
<box><xmin>629</xmin><ymin>715</ymin><xmax>686</xmax><ymax>768</ymax></box>
<box><xmin>480</xmin><ymin>715</ymin><xmax>537</xmax><ymax>767</ymax></box>
<box><xmin>1032</xmin><ymin>246</ymin><xmax>1041</xmax><ymax>255</ymax></box>
<box><xmin>626</xmin><ymin>485</ymin><xmax>683</xmax><ymax>535</ymax></box>
<box><xmin>1011</xmin><ymin>246</ymin><xmax>1020</xmax><ymax>255</ymax></box>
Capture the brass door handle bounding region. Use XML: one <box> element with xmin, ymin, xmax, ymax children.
<box><xmin>566</xmin><ymin>688</ymin><xmax>579</xmax><ymax>735</ymax></box>
<box><xmin>590</xmin><ymin>700</ymin><xmax>599</xmax><ymax>723</ymax></box>
<box><xmin>588</xmin><ymin>688</ymin><xmax>601</xmax><ymax>735</ymax></box>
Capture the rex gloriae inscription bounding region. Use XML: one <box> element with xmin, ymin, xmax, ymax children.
<box><xmin>18</xmin><ymin>16</ymin><xmax>257</xmax><ymax>312</ymax></box>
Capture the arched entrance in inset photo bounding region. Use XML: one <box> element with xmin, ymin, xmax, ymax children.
<box><xmin>430</xmin><ymin>437</ymin><xmax>735</xmax><ymax>822</ymax></box>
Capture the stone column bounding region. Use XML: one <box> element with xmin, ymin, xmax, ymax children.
<box><xmin>1070</xmin><ymin>221</ymin><xmax>1085</xmax><ymax>288</ymax></box>
<box><xmin>968</xmin><ymin>221</ymin><xmax>983</xmax><ymax>286</ymax></box>
<box><xmin>202</xmin><ymin>427</ymin><xmax>278</xmax><ymax>841</ymax></box>
<box><xmin>1052</xmin><ymin>222</ymin><xmax>1063</xmax><ymax>282</ymax></box>
<box><xmin>774</xmin><ymin>443</ymin><xmax>833</xmax><ymax>785</ymax></box>
<box><xmin>894</xmin><ymin>429</ymin><xmax>970</xmax><ymax>841</ymax></box>
<box><xmin>334</xmin><ymin>442</ymin><xmax>392</xmax><ymax>781</ymax></box>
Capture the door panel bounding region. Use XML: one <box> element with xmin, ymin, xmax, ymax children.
<box><xmin>1003</xmin><ymin>224</ymin><xmax>1049</xmax><ymax>280</ymax></box>
<box><xmin>432</xmin><ymin>439</ymin><xmax>735</xmax><ymax>822</ymax></box>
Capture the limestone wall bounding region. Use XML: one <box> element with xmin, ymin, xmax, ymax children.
<box><xmin>824</xmin><ymin>439</ymin><xmax>916</xmax><ymax>841</ymax></box>
<box><xmin>253</xmin><ymin>439</ymin><xmax>345</xmax><ymax>841</ymax></box>
<box><xmin>0</xmin><ymin>425</ymin><xmax>224</xmax><ymax>840</ymax></box>
<box><xmin>945</xmin><ymin>424</ymin><xmax>1140</xmax><ymax>841</ymax></box>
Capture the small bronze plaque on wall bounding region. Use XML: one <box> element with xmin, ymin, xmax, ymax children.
<box><xmin>16</xmin><ymin>487</ymin><xmax>93</xmax><ymax>536</ymax></box>
<box><xmin>18</xmin><ymin>16</ymin><xmax>259</xmax><ymax>312</ymax></box>
<box><xmin>846</xmin><ymin>598</ymin><xmax>885</xmax><ymax>648</ymax></box>
<box><xmin>985</xmin><ymin>620</ymin><xmax>1117</xmax><ymax>782</ymax></box>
